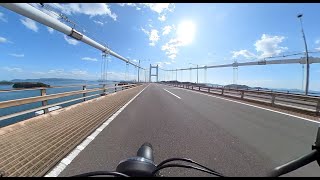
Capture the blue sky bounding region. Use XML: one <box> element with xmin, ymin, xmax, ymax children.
<box><xmin>0</xmin><ymin>3</ymin><xmax>320</xmax><ymax>90</ymax></box>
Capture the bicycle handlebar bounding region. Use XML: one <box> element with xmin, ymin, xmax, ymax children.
<box><xmin>269</xmin><ymin>150</ymin><xmax>319</xmax><ymax>177</ymax></box>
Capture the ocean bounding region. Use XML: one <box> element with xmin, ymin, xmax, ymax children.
<box><xmin>0</xmin><ymin>79</ymin><xmax>120</xmax><ymax>128</ymax></box>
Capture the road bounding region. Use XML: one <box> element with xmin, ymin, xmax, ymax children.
<box><xmin>58</xmin><ymin>83</ymin><xmax>320</xmax><ymax>177</ymax></box>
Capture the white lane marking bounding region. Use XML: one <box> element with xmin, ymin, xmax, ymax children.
<box><xmin>163</xmin><ymin>88</ymin><xmax>181</xmax><ymax>99</ymax></box>
<box><xmin>45</xmin><ymin>84</ymin><xmax>150</xmax><ymax>177</ymax></box>
<box><xmin>166</xmin><ymin>85</ymin><xmax>320</xmax><ymax>124</ymax></box>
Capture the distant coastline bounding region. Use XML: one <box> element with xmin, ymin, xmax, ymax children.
<box><xmin>0</xmin><ymin>78</ymin><xmax>120</xmax><ymax>90</ymax></box>
<box><xmin>0</xmin><ymin>81</ymin><xmax>13</xmax><ymax>85</ymax></box>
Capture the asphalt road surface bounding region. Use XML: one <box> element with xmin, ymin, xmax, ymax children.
<box><xmin>59</xmin><ymin>83</ymin><xmax>320</xmax><ymax>177</ymax></box>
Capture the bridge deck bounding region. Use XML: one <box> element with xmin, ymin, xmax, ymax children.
<box><xmin>0</xmin><ymin>84</ymin><xmax>145</xmax><ymax>177</ymax></box>
<box><xmin>58</xmin><ymin>83</ymin><xmax>320</xmax><ymax>177</ymax></box>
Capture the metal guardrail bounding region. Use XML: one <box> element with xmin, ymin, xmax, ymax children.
<box><xmin>0</xmin><ymin>83</ymin><xmax>141</xmax><ymax>121</ymax></box>
<box><xmin>162</xmin><ymin>83</ymin><xmax>320</xmax><ymax>116</ymax></box>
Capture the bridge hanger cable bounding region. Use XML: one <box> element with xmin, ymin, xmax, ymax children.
<box><xmin>125</xmin><ymin>62</ymin><xmax>129</xmax><ymax>81</ymax></box>
<box><xmin>101</xmin><ymin>53</ymin><xmax>104</xmax><ymax>81</ymax></box>
<box><xmin>105</xmin><ymin>49</ymin><xmax>110</xmax><ymax>83</ymax></box>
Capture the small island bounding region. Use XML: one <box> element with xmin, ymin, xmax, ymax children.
<box><xmin>0</xmin><ymin>81</ymin><xmax>13</xmax><ymax>85</ymax></box>
<box><xmin>12</xmin><ymin>82</ymin><xmax>50</xmax><ymax>89</ymax></box>
<box><xmin>224</xmin><ymin>84</ymin><xmax>250</xmax><ymax>89</ymax></box>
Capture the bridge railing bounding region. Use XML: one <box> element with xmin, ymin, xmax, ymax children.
<box><xmin>162</xmin><ymin>82</ymin><xmax>320</xmax><ymax>116</ymax></box>
<box><xmin>0</xmin><ymin>83</ymin><xmax>142</xmax><ymax>122</ymax></box>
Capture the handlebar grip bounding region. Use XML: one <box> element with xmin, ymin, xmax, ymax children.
<box><xmin>268</xmin><ymin>150</ymin><xmax>319</xmax><ymax>177</ymax></box>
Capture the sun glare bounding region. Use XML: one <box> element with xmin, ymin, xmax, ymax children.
<box><xmin>177</xmin><ymin>20</ymin><xmax>196</xmax><ymax>45</ymax></box>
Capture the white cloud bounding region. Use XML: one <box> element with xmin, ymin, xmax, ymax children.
<box><xmin>119</xmin><ymin>3</ymin><xmax>174</xmax><ymax>14</ymax></box>
<box><xmin>141</xmin><ymin>28</ymin><xmax>160</xmax><ymax>46</ymax></box>
<box><xmin>140</xmin><ymin>3</ymin><xmax>174</xmax><ymax>14</ymax></box>
<box><xmin>230</xmin><ymin>34</ymin><xmax>288</xmax><ymax>60</ymax></box>
<box><xmin>9</xmin><ymin>53</ymin><xmax>25</xmax><ymax>58</ymax></box>
<box><xmin>48</xmin><ymin>69</ymin><xmax>65</xmax><ymax>74</ymax></box>
<box><xmin>141</xmin><ymin>27</ymin><xmax>149</xmax><ymax>35</ymax></box>
<box><xmin>32</xmin><ymin>71</ymin><xmax>46</xmax><ymax>75</ymax></box>
<box><xmin>20</xmin><ymin>18</ymin><xmax>39</xmax><ymax>32</ymax></box>
<box><xmin>3</xmin><ymin>67</ymin><xmax>23</xmax><ymax>72</ymax></box>
<box><xmin>155</xmin><ymin>61</ymin><xmax>171</xmax><ymax>68</ymax></box>
<box><xmin>231</xmin><ymin>50</ymin><xmax>256</xmax><ymax>59</ymax></box>
<box><xmin>132</xmin><ymin>59</ymin><xmax>138</xmax><ymax>63</ymax></box>
<box><xmin>162</xmin><ymin>25</ymin><xmax>172</xmax><ymax>35</ymax></box>
<box><xmin>0</xmin><ymin>12</ymin><xmax>7</xmax><ymax>22</ymax></box>
<box><xmin>31</xmin><ymin>69</ymin><xmax>98</xmax><ymax>79</ymax></box>
<box><xmin>141</xmin><ymin>3</ymin><xmax>175</xmax><ymax>22</ymax></box>
<box><xmin>81</xmin><ymin>57</ymin><xmax>98</xmax><ymax>61</ymax></box>
<box><xmin>118</xmin><ymin>3</ymin><xmax>136</xmax><ymax>7</ymax></box>
<box><xmin>119</xmin><ymin>3</ymin><xmax>174</xmax><ymax>21</ymax></box>
<box><xmin>0</xmin><ymin>36</ymin><xmax>7</xmax><ymax>43</ymax></box>
<box><xmin>168</xmin><ymin>54</ymin><xmax>176</xmax><ymax>60</ymax></box>
<box><xmin>149</xmin><ymin>29</ymin><xmax>160</xmax><ymax>46</ymax></box>
<box><xmin>71</xmin><ymin>69</ymin><xmax>88</xmax><ymax>76</ymax></box>
<box><xmin>52</xmin><ymin>3</ymin><xmax>117</xmax><ymax>21</ymax></box>
<box><xmin>93</xmin><ymin>20</ymin><xmax>104</xmax><ymax>26</ymax></box>
<box><xmin>315</xmin><ymin>40</ymin><xmax>320</xmax><ymax>51</ymax></box>
<box><xmin>158</xmin><ymin>15</ymin><xmax>166</xmax><ymax>22</ymax></box>
<box><xmin>64</xmin><ymin>35</ymin><xmax>79</xmax><ymax>45</ymax></box>
<box><xmin>254</xmin><ymin>34</ymin><xmax>288</xmax><ymax>58</ymax></box>
<box><xmin>161</xmin><ymin>38</ymin><xmax>185</xmax><ymax>60</ymax></box>
<box><xmin>47</xmin><ymin>27</ymin><xmax>54</xmax><ymax>34</ymax></box>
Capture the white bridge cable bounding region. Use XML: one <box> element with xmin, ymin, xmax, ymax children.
<box><xmin>160</xmin><ymin>57</ymin><xmax>320</xmax><ymax>72</ymax></box>
<box><xmin>30</xmin><ymin>3</ymin><xmax>95</xmax><ymax>41</ymax></box>
<box><xmin>1</xmin><ymin>3</ymin><xmax>144</xmax><ymax>69</ymax></box>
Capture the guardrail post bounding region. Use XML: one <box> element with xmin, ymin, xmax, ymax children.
<box><xmin>241</xmin><ymin>91</ymin><xmax>244</xmax><ymax>99</ymax></box>
<box><xmin>316</xmin><ymin>100</ymin><xmax>320</xmax><ymax>116</ymax></box>
<box><xmin>198</xmin><ymin>86</ymin><xmax>200</xmax><ymax>91</ymax></box>
<box><xmin>40</xmin><ymin>88</ymin><xmax>49</xmax><ymax>114</ymax></box>
<box><xmin>221</xmin><ymin>88</ymin><xmax>224</xmax><ymax>95</ymax></box>
<box><xmin>208</xmin><ymin>87</ymin><xmax>210</xmax><ymax>93</ymax></box>
<box><xmin>83</xmin><ymin>85</ymin><xmax>87</xmax><ymax>101</ymax></box>
<box><xmin>271</xmin><ymin>94</ymin><xmax>276</xmax><ymax>106</ymax></box>
<box><xmin>114</xmin><ymin>84</ymin><xmax>117</xmax><ymax>92</ymax></box>
<box><xmin>192</xmin><ymin>86</ymin><xmax>193</xmax><ymax>90</ymax></box>
<box><xmin>103</xmin><ymin>84</ymin><xmax>106</xmax><ymax>95</ymax></box>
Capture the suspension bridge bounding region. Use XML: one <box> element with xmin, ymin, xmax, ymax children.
<box><xmin>0</xmin><ymin>3</ymin><xmax>320</xmax><ymax>177</ymax></box>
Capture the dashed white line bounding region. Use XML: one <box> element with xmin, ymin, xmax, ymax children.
<box><xmin>165</xmin><ymin>85</ymin><xmax>320</xmax><ymax>124</ymax></box>
<box><xmin>163</xmin><ymin>88</ymin><xmax>181</xmax><ymax>99</ymax></box>
<box><xmin>45</xmin><ymin>84</ymin><xmax>150</xmax><ymax>177</ymax></box>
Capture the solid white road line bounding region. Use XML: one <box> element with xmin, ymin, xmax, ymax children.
<box><xmin>167</xmin><ymin>85</ymin><xmax>320</xmax><ymax>124</ymax></box>
<box><xmin>45</xmin><ymin>84</ymin><xmax>150</xmax><ymax>177</ymax></box>
<box><xmin>163</xmin><ymin>88</ymin><xmax>181</xmax><ymax>99</ymax></box>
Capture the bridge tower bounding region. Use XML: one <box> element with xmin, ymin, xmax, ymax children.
<box><xmin>149</xmin><ymin>64</ymin><xmax>159</xmax><ymax>82</ymax></box>
<box><xmin>204</xmin><ymin>66</ymin><xmax>207</xmax><ymax>84</ymax></box>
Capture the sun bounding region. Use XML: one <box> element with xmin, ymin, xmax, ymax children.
<box><xmin>176</xmin><ymin>20</ymin><xmax>196</xmax><ymax>45</ymax></box>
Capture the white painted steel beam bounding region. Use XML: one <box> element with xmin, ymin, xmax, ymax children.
<box><xmin>0</xmin><ymin>3</ymin><xmax>144</xmax><ymax>69</ymax></box>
